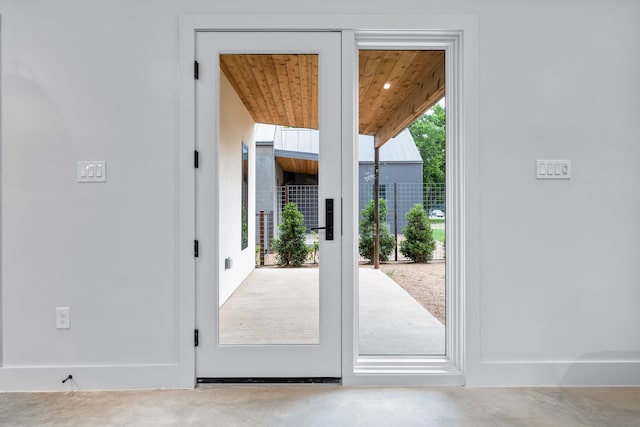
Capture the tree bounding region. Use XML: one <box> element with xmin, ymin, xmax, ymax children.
<box><xmin>409</xmin><ymin>102</ymin><xmax>445</xmax><ymax>185</ymax></box>
<box><xmin>272</xmin><ymin>203</ymin><xmax>308</xmax><ymax>267</ymax></box>
<box><xmin>400</xmin><ymin>204</ymin><xmax>436</xmax><ymax>263</ymax></box>
<box><xmin>359</xmin><ymin>198</ymin><xmax>396</xmax><ymax>263</ymax></box>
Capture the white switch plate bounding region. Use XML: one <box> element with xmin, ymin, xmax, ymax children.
<box><xmin>77</xmin><ymin>161</ymin><xmax>106</xmax><ymax>182</ymax></box>
<box><xmin>536</xmin><ymin>160</ymin><xmax>571</xmax><ymax>179</ymax></box>
<box><xmin>56</xmin><ymin>307</ymin><xmax>70</xmax><ymax>329</ymax></box>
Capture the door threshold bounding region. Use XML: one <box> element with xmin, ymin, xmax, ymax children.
<box><xmin>197</xmin><ymin>377</ymin><xmax>341</xmax><ymax>384</ymax></box>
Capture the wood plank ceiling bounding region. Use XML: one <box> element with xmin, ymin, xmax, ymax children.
<box><xmin>220</xmin><ymin>50</ymin><xmax>444</xmax><ymax>152</ymax></box>
<box><xmin>359</xmin><ymin>50</ymin><xmax>445</xmax><ymax>147</ymax></box>
<box><xmin>220</xmin><ymin>54</ymin><xmax>319</xmax><ymax>130</ymax></box>
<box><xmin>274</xmin><ymin>157</ymin><xmax>318</xmax><ymax>176</ymax></box>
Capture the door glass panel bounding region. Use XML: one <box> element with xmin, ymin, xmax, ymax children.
<box><xmin>217</xmin><ymin>54</ymin><xmax>320</xmax><ymax>345</ymax></box>
<box><xmin>357</xmin><ymin>50</ymin><xmax>447</xmax><ymax>356</ymax></box>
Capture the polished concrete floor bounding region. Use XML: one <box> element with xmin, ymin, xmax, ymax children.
<box><xmin>220</xmin><ymin>268</ymin><xmax>444</xmax><ymax>354</ymax></box>
<box><xmin>1</xmin><ymin>386</ymin><xmax>639</xmax><ymax>426</ymax></box>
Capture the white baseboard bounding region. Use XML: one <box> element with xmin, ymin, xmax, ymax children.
<box><xmin>0</xmin><ymin>363</ymin><xmax>193</xmax><ymax>392</ymax></box>
<box><xmin>3</xmin><ymin>360</ymin><xmax>638</xmax><ymax>391</ymax></box>
<box><xmin>466</xmin><ymin>360</ymin><xmax>640</xmax><ymax>387</ymax></box>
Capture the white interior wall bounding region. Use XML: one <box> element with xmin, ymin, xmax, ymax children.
<box><xmin>0</xmin><ymin>0</ymin><xmax>639</xmax><ymax>390</ymax></box>
<box><xmin>468</xmin><ymin>0</ymin><xmax>640</xmax><ymax>386</ymax></box>
<box><xmin>218</xmin><ymin>73</ymin><xmax>256</xmax><ymax>306</ymax></box>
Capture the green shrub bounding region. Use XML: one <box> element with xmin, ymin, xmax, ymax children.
<box><xmin>400</xmin><ymin>204</ymin><xmax>435</xmax><ymax>263</ymax></box>
<box><xmin>308</xmin><ymin>231</ymin><xmax>319</xmax><ymax>264</ymax></box>
<box><xmin>272</xmin><ymin>203</ymin><xmax>308</xmax><ymax>266</ymax></box>
<box><xmin>359</xmin><ymin>198</ymin><xmax>396</xmax><ymax>263</ymax></box>
<box><xmin>255</xmin><ymin>245</ymin><xmax>261</xmax><ymax>266</ymax></box>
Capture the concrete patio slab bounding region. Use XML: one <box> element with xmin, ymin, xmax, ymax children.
<box><xmin>358</xmin><ymin>268</ymin><xmax>445</xmax><ymax>355</ymax></box>
<box><xmin>219</xmin><ymin>267</ymin><xmax>444</xmax><ymax>355</ymax></box>
<box><xmin>220</xmin><ymin>268</ymin><xmax>319</xmax><ymax>345</ymax></box>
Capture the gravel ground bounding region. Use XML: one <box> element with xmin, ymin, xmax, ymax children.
<box><xmin>363</xmin><ymin>260</ymin><xmax>446</xmax><ymax>325</ymax></box>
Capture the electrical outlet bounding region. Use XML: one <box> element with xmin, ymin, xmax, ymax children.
<box><xmin>56</xmin><ymin>307</ymin><xmax>70</xmax><ymax>329</ymax></box>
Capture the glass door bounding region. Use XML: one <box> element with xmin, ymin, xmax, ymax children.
<box><xmin>195</xmin><ymin>31</ymin><xmax>342</xmax><ymax>378</ymax></box>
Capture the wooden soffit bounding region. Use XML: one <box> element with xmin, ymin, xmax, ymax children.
<box><xmin>359</xmin><ymin>50</ymin><xmax>445</xmax><ymax>147</ymax></box>
<box><xmin>220</xmin><ymin>54</ymin><xmax>319</xmax><ymax>130</ymax></box>
<box><xmin>220</xmin><ymin>50</ymin><xmax>444</xmax><ymax>148</ymax></box>
<box><xmin>275</xmin><ymin>155</ymin><xmax>318</xmax><ymax>176</ymax></box>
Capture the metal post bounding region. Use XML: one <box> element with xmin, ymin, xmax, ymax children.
<box><xmin>259</xmin><ymin>210</ymin><xmax>265</xmax><ymax>266</ymax></box>
<box><xmin>373</xmin><ymin>146</ymin><xmax>380</xmax><ymax>269</ymax></box>
<box><xmin>394</xmin><ymin>182</ymin><xmax>398</xmax><ymax>262</ymax></box>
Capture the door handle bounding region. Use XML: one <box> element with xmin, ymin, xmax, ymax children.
<box><xmin>310</xmin><ymin>198</ymin><xmax>334</xmax><ymax>240</ymax></box>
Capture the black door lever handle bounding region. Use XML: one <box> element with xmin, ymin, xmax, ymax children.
<box><xmin>311</xmin><ymin>199</ymin><xmax>334</xmax><ymax>240</ymax></box>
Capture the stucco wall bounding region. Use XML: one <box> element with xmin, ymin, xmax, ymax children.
<box><xmin>218</xmin><ymin>73</ymin><xmax>256</xmax><ymax>306</ymax></box>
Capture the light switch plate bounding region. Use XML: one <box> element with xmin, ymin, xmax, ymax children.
<box><xmin>77</xmin><ymin>161</ymin><xmax>106</xmax><ymax>182</ymax></box>
<box><xmin>536</xmin><ymin>160</ymin><xmax>571</xmax><ymax>179</ymax></box>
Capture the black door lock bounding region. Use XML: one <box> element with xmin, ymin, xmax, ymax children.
<box><xmin>311</xmin><ymin>198</ymin><xmax>334</xmax><ymax>240</ymax></box>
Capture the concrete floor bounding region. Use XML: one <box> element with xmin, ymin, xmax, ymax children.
<box><xmin>219</xmin><ymin>268</ymin><xmax>444</xmax><ymax>354</ymax></box>
<box><xmin>2</xmin><ymin>386</ymin><xmax>639</xmax><ymax>426</ymax></box>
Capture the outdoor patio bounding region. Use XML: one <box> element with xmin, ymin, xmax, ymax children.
<box><xmin>219</xmin><ymin>267</ymin><xmax>445</xmax><ymax>355</ymax></box>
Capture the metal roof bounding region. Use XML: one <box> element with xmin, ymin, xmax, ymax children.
<box><xmin>254</xmin><ymin>124</ymin><xmax>276</xmax><ymax>143</ymax></box>
<box><xmin>358</xmin><ymin>130</ymin><xmax>422</xmax><ymax>163</ymax></box>
<box><xmin>256</xmin><ymin>124</ymin><xmax>422</xmax><ymax>166</ymax></box>
<box><xmin>278</xmin><ymin>128</ymin><xmax>320</xmax><ymax>153</ymax></box>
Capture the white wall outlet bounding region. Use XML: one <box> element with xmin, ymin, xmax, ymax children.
<box><xmin>56</xmin><ymin>307</ymin><xmax>70</xmax><ymax>329</ymax></box>
<box><xmin>536</xmin><ymin>160</ymin><xmax>571</xmax><ymax>179</ymax></box>
<box><xmin>77</xmin><ymin>161</ymin><xmax>106</xmax><ymax>182</ymax></box>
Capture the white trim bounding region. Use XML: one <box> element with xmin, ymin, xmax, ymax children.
<box><xmin>0</xmin><ymin>364</ymin><xmax>184</xmax><ymax>392</ymax></box>
<box><xmin>471</xmin><ymin>361</ymin><xmax>640</xmax><ymax>387</ymax></box>
<box><xmin>340</xmin><ymin>30</ymin><xmax>468</xmax><ymax>387</ymax></box>
<box><xmin>340</xmin><ymin>30</ymin><xmax>358</xmax><ymax>384</ymax></box>
<box><xmin>351</xmin><ymin>356</ymin><xmax>464</xmax><ymax>386</ymax></box>
<box><xmin>177</xmin><ymin>19</ymin><xmax>197</xmax><ymax>389</ymax></box>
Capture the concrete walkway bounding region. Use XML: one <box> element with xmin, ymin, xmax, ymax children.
<box><xmin>220</xmin><ymin>267</ymin><xmax>444</xmax><ymax>355</ymax></box>
<box><xmin>219</xmin><ymin>268</ymin><xmax>319</xmax><ymax>345</ymax></box>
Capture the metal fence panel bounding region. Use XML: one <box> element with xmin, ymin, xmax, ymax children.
<box><xmin>267</xmin><ymin>183</ymin><xmax>445</xmax><ymax>263</ymax></box>
<box><xmin>276</xmin><ymin>185</ymin><xmax>319</xmax><ymax>232</ymax></box>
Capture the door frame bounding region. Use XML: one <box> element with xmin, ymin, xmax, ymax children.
<box><xmin>178</xmin><ymin>14</ymin><xmax>478</xmax><ymax>387</ymax></box>
<box><xmin>345</xmin><ymin>31</ymin><xmax>465</xmax><ymax>386</ymax></box>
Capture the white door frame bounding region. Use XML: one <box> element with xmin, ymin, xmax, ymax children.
<box><xmin>345</xmin><ymin>31</ymin><xmax>465</xmax><ymax>386</ymax></box>
<box><xmin>178</xmin><ymin>14</ymin><xmax>479</xmax><ymax>387</ymax></box>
